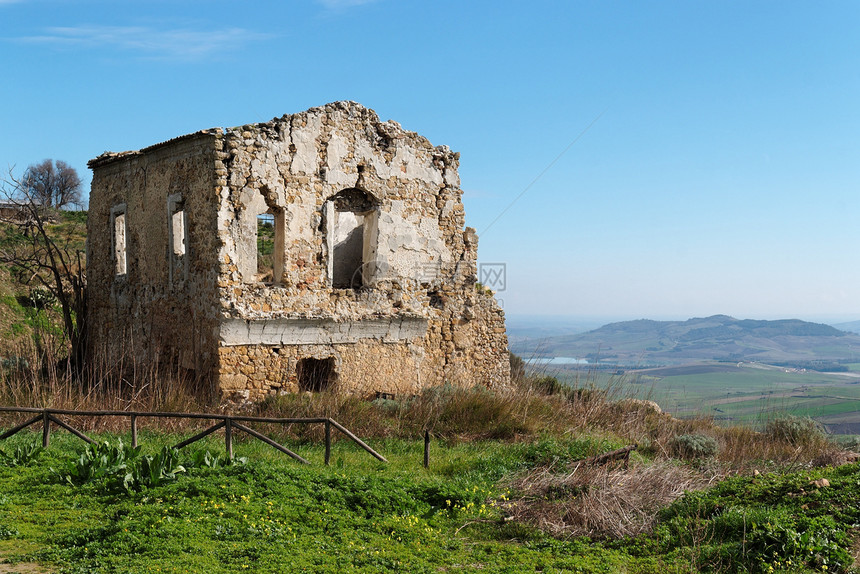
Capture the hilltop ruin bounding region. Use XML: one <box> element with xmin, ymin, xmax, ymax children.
<box><xmin>87</xmin><ymin>101</ymin><xmax>509</xmax><ymax>401</ymax></box>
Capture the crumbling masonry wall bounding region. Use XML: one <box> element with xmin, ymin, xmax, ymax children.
<box><xmin>88</xmin><ymin>132</ymin><xmax>224</xmax><ymax>387</ymax></box>
<box><xmin>88</xmin><ymin>101</ymin><xmax>509</xmax><ymax>400</ymax></box>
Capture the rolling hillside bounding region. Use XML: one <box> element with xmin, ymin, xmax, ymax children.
<box><xmin>512</xmin><ymin>314</ymin><xmax>860</xmax><ymax>367</ymax></box>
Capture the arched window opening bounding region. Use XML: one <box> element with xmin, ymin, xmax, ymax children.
<box><xmin>326</xmin><ymin>189</ymin><xmax>378</xmax><ymax>289</ymax></box>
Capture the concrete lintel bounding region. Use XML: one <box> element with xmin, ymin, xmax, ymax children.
<box><xmin>219</xmin><ymin>316</ymin><xmax>428</xmax><ymax>346</ymax></box>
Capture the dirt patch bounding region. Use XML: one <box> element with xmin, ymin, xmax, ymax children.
<box><xmin>0</xmin><ymin>545</ymin><xmax>51</xmax><ymax>574</ymax></box>
<box><xmin>0</xmin><ymin>562</ymin><xmax>49</xmax><ymax>574</ymax></box>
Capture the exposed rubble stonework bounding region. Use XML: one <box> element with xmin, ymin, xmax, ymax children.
<box><xmin>87</xmin><ymin>101</ymin><xmax>509</xmax><ymax>401</ymax></box>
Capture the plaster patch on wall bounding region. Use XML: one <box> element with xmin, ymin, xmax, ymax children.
<box><xmin>219</xmin><ymin>316</ymin><xmax>428</xmax><ymax>346</ymax></box>
<box><xmin>290</xmin><ymin>114</ymin><xmax>322</xmax><ymax>175</ymax></box>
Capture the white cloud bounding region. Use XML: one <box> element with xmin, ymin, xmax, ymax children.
<box><xmin>18</xmin><ymin>25</ymin><xmax>270</xmax><ymax>60</ymax></box>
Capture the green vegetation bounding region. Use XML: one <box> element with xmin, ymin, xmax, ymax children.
<box><xmin>0</xmin><ymin>209</ymin><xmax>87</xmax><ymax>358</ymax></box>
<box><xmin>550</xmin><ymin>362</ymin><xmax>860</xmax><ymax>431</ymax></box>
<box><xmin>668</xmin><ymin>433</ymin><xmax>719</xmax><ymax>460</ymax></box>
<box><xmin>657</xmin><ymin>467</ymin><xmax>860</xmax><ymax>572</ymax></box>
<box><xmin>3</xmin><ymin>210</ymin><xmax>860</xmax><ymax>572</ymax></box>
<box><xmin>1</xmin><ymin>427</ymin><xmax>859</xmax><ymax>573</ymax></box>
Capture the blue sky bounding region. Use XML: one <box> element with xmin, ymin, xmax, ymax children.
<box><xmin>1</xmin><ymin>1</ymin><xmax>858</xmax><ymax>322</ymax></box>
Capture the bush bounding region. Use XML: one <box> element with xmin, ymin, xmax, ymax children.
<box><xmin>27</xmin><ymin>287</ymin><xmax>56</xmax><ymax>309</ymax></box>
<box><xmin>669</xmin><ymin>434</ymin><xmax>718</xmax><ymax>459</ymax></box>
<box><xmin>0</xmin><ymin>441</ymin><xmax>43</xmax><ymax>467</ymax></box>
<box><xmin>509</xmin><ymin>352</ymin><xmax>526</xmax><ymax>384</ymax></box>
<box><xmin>765</xmin><ymin>416</ymin><xmax>826</xmax><ymax>447</ymax></box>
<box><xmin>532</xmin><ymin>375</ymin><xmax>563</xmax><ymax>396</ymax></box>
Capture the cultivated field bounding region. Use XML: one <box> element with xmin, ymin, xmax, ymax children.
<box><xmin>552</xmin><ymin>362</ymin><xmax>860</xmax><ymax>432</ymax></box>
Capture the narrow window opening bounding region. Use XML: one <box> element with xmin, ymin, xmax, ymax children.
<box><xmin>256</xmin><ymin>211</ymin><xmax>275</xmax><ymax>283</ymax></box>
<box><xmin>172</xmin><ymin>209</ymin><xmax>186</xmax><ymax>257</ymax></box>
<box><xmin>167</xmin><ymin>194</ymin><xmax>187</xmax><ymax>284</ymax></box>
<box><xmin>238</xmin><ymin>188</ymin><xmax>284</xmax><ymax>284</ymax></box>
<box><xmin>297</xmin><ymin>357</ymin><xmax>335</xmax><ymax>392</ymax></box>
<box><xmin>111</xmin><ymin>205</ymin><xmax>127</xmax><ymax>277</ymax></box>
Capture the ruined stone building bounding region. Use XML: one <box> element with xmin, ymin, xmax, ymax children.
<box><xmin>87</xmin><ymin>102</ymin><xmax>509</xmax><ymax>401</ymax></box>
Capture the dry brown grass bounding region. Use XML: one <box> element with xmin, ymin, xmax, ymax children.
<box><xmin>505</xmin><ymin>460</ymin><xmax>717</xmax><ymax>539</ymax></box>
<box><xmin>3</xmin><ymin>344</ymin><xmax>856</xmax><ymax>546</ymax></box>
<box><xmin>0</xmin><ymin>340</ymin><xmax>216</xmax><ymax>434</ymax></box>
<box><xmin>0</xmin><ymin>342</ymin><xmax>851</xmax><ymax>470</ymax></box>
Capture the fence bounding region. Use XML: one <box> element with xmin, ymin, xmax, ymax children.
<box><xmin>0</xmin><ymin>406</ymin><xmax>387</xmax><ymax>465</ymax></box>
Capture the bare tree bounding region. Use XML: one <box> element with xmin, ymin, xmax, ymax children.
<box><xmin>1</xmin><ymin>168</ymin><xmax>87</xmax><ymax>370</ymax></box>
<box><xmin>20</xmin><ymin>159</ymin><xmax>82</xmax><ymax>209</ymax></box>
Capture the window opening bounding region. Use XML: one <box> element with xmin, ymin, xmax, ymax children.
<box><xmin>111</xmin><ymin>205</ymin><xmax>127</xmax><ymax>277</ymax></box>
<box><xmin>256</xmin><ymin>212</ymin><xmax>275</xmax><ymax>282</ymax></box>
<box><xmin>326</xmin><ymin>189</ymin><xmax>378</xmax><ymax>289</ymax></box>
<box><xmin>168</xmin><ymin>194</ymin><xmax>187</xmax><ymax>284</ymax></box>
<box><xmin>172</xmin><ymin>209</ymin><xmax>186</xmax><ymax>256</ymax></box>
<box><xmin>297</xmin><ymin>357</ymin><xmax>335</xmax><ymax>392</ymax></box>
<box><xmin>332</xmin><ymin>211</ymin><xmax>365</xmax><ymax>288</ymax></box>
<box><xmin>238</xmin><ymin>188</ymin><xmax>283</xmax><ymax>284</ymax></box>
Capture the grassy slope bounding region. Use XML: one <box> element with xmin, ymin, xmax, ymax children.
<box><xmin>1</xmin><ymin>431</ymin><xmax>858</xmax><ymax>574</ymax></box>
<box><xmin>0</xmin><ymin>432</ymin><xmax>670</xmax><ymax>574</ymax></box>
<box><xmin>0</xmin><ymin>210</ymin><xmax>87</xmax><ymax>356</ymax></box>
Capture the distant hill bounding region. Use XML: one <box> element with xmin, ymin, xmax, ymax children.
<box><xmin>511</xmin><ymin>314</ymin><xmax>860</xmax><ymax>367</ymax></box>
<box><xmin>833</xmin><ymin>320</ymin><xmax>860</xmax><ymax>334</ymax></box>
<box><xmin>504</xmin><ymin>315</ymin><xmax>608</xmax><ymax>346</ymax></box>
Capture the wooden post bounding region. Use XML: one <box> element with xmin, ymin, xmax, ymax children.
<box><xmin>225</xmin><ymin>417</ymin><xmax>233</xmax><ymax>461</ymax></box>
<box><xmin>324</xmin><ymin>419</ymin><xmax>331</xmax><ymax>466</ymax></box>
<box><xmin>423</xmin><ymin>429</ymin><xmax>430</xmax><ymax>469</ymax></box>
<box><xmin>131</xmin><ymin>415</ymin><xmax>138</xmax><ymax>448</ymax></box>
<box><xmin>41</xmin><ymin>410</ymin><xmax>50</xmax><ymax>448</ymax></box>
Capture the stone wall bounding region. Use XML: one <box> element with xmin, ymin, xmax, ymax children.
<box><xmin>87</xmin><ymin>133</ymin><xmax>223</xmax><ymax>385</ymax></box>
<box><xmin>88</xmin><ymin>101</ymin><xmax>509</xmax><ymax>400</ymax></box>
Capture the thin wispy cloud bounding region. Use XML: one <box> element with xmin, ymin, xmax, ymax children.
<box><xmin>18</xmin><ymin>25</ymin><xmax>271</xmax><ymax>61</ymax></box>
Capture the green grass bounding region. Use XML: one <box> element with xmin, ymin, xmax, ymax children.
<box><xmin>2</xmin><ymin>429</ymin><xmax>859</xmax><ymax>573</ymax></box>
<box><xmin>0</xmin><ymin>431</ymin><xmax>674</xmax><ymax>574</ymax></box>
<box><xmin>555</xmin><ymin>364</ymin><xmax>860</xmax><ymax>430</ymax></box>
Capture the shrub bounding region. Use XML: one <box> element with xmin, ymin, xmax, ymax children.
<box><xmin>669</xmin><ymin>434</ymin><xmax>718</xmax><ymax>460</ymax></box>
<box><xmin>509</xmin><ymin>352</ymin><xmax>526</xmax><ymax>384</ymax></box>
<box><xmin>0</xmin><ymin>441</ymin><xmax>43</xmax><ymax>467</ymax></box>
<box><xmin>27</xmin><ymin>287</ymin><xmax>56</xmax><ymax>309</ymax></box>
<box><xmin>55</xmin><ymin>440</ymin><xmax>187</xmax><ymax>493</ymax></box>
<box><xmin>764</xmin><ymin>415</ymin><xmax>826</xmax><ymax>447</ymax></box>
<box><xmin>58</xmin><ymin>439</ymin><xmax>140</xmax><ymax>487</ymax></box>
<box><xmin>532</xmin><ymin>375</ymin><xmax>563</xmax><ymax>396</ymax></box>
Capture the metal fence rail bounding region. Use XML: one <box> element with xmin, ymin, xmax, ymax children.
<box><xmin>0</xmin><ymin>406</ymin><xmax>387</xmax><ymax>465</ymax></box>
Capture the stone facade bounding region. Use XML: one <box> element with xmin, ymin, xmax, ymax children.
<box><xmin>87</xmin><ymin>102</ymin><xmax>509</xmax><ymax>401</ymax></box>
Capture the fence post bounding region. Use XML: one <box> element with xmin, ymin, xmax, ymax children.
<box><xmin>42</xmin><ymin>410</ymin><xmax>50</xmax><ymax>448</ymax></box>
<box><xmin>423</xmin><ymin>429</ymin><xmax>430</xmax><ymax>469</ymax></box>
<box><xmin>324</xmin><ymin>419</ymin><xmax>331</xmax><ymax>466</ymax></box>
<box><xmin>225</xmin><ymin>417</ymin><xmax>233</xmax><ymax>461</ymax></box>
<box><xmin>131</xmin><ymin>415</ymin><xmax>138</xmax><ymax>448</ymax></box>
